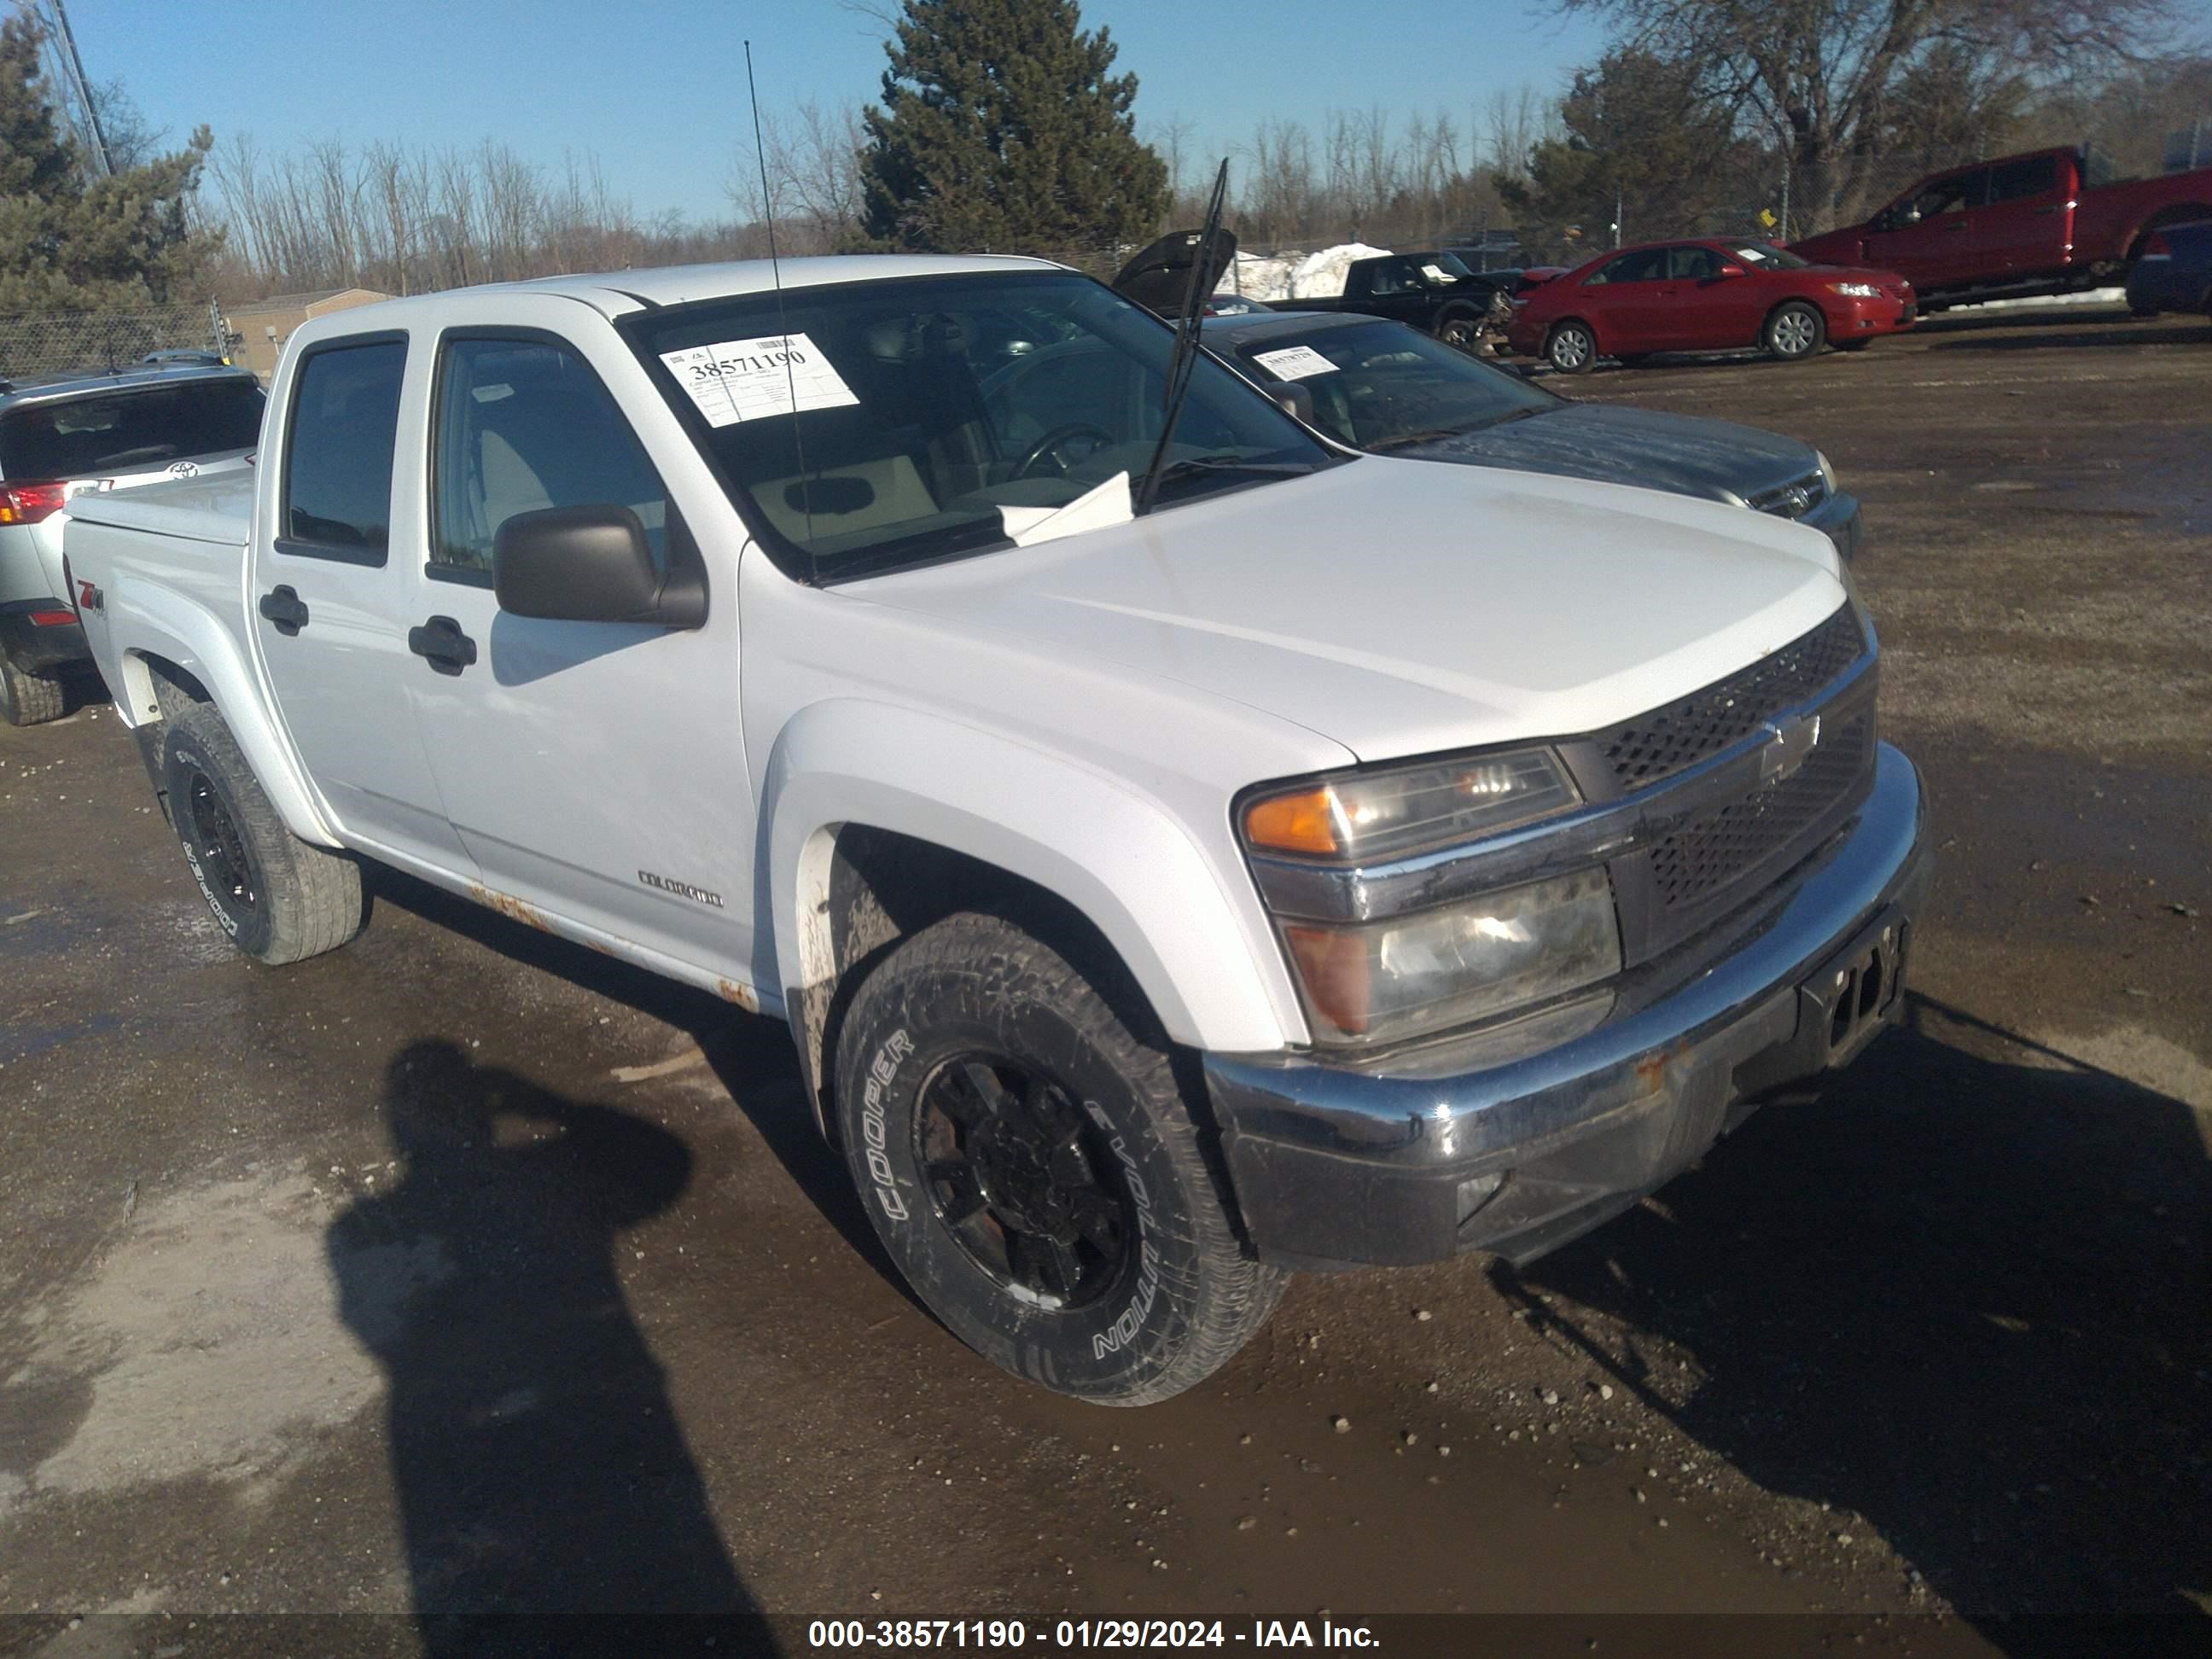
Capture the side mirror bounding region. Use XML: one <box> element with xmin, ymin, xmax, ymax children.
<box><xmin>1716</xmin><ymin>262</ymin><xmax>1748</xmax><ymax>279</ymax></box>
<box><xmin>1266</xmin><ymin>381</ymin><xmax>1315</xmax><ymax>424</ymax></box>
<box><xmin>1897</xmin><ymin>206</ymin><xmax>1922</xmax><ymax>227</ymax></box>
<box><xmin>493</xmin><ymin>504</ymin><xmax>707</xmax><ymax>629</ymax></box>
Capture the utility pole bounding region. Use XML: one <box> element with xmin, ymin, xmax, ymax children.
<box><xmin>35</xmin><ymin>0</ymin><xmax>112</xmax><ymax>179</ymax></box>
<box><xmin>1612</xmin><ymin>183</ymin><xmax>1623</xmax><ymax>249</ymax></box>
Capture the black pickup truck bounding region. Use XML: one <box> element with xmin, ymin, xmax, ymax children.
<box><xmin>1272</xmin><ymin>251</ymin><xmax>1524</xmax><ymax>349</ymax></box>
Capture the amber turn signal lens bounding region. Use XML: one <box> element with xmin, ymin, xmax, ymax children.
<box><xmin>1283</xmin><ymin>923</ymin><xmax>1371</xmax><ymax>1036</ymax></box>
<box><xmin>1243</xmin><ymin>787</ymin><xmax>1341</xmax><ymax>857</ymax></box>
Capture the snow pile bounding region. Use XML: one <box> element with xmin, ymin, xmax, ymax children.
<box><xmin>1217</xmin><ymin>251</ymin><xmax>1301</xmax><ymax>302</ymax></box>
<box><xmin>1214</xmin><ymin>242</ymin><xmax>1394</xmax><ymax>303</ymax></box>
<box><xmin>1947</xmin><ymin>286</ymin><xmax>2127</xmax><ymax>313</ymax></box>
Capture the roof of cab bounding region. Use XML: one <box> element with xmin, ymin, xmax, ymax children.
<box><xmin>311</xmin><ymin>253</ymin><xmax>1069</xmax><ymax>331</ymax></box>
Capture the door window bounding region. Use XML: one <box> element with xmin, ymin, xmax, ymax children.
<box><xmin>431</xmin><ymin>336</ymin><xmax>672</xmax><ymax>581</ymax></box>
<box><xmin>1586</xmin><ymin>248</ymin><xmax>1666</xmax><ymax>285</ymax></box>
<box><xmin>281</xmin><ymin>340</ymin><xmax>406</xmax><ymax>563</ymax></box>
<box><xmin>1987</xmin><ymin>155</ymin><xmax>2058</xmax><ymax>204</ymax></box>
<box><xmin>1666</xmin><ymin>246</ymin><xmax>1722</xmax><ymax>280</ymax></box>
<box><xmin>1911</xmin><ymin>169</ymin><xmax>1988</xmax><ymax>219</ymax></box>
<box><xmin>1365</xmin><ymin>260</ymin><xmax>1413</xmax><ymax>295</ymax></box>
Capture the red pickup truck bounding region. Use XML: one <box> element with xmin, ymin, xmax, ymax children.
<box><xmin>1792</xmin><ymin>145</ymin><xmax>2212</xmax><ymax>311</ymax></box>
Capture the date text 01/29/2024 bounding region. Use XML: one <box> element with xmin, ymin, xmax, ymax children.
<box><xmin>805</xmin><ymin>1621</ymin><xmax>1382</xmax><ymax>1650</ymax></box>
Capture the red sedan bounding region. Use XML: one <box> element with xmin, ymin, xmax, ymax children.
<box><xmin>1505</xmin><ymin>238</ymin><xmax>1916</xmax><ymax>373</ymax></box>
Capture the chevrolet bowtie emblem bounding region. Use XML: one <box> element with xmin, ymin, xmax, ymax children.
<box><xmin>1759</xmin><ymin>712</ymin><xmax>1820</xmax><ymax>786</ymax></box>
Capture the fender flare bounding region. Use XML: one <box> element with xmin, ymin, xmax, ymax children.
<box><xmin>757</xmin><ymin>698</ymin><xmax>1301</xmax><ymax>1058</ymax></box>
<box><xmin>109</xmin><ymin>573</ymin><xmax>337</xmax><ymax>846</ymax></box>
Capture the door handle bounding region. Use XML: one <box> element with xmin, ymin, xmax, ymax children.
<box><xmin>258</xmin><ymin>585</ymin><xmax>310</xmax><ymax>636</ymax></box>
<box><xmin>407</xmin><ymin>614</ymin><xmax>478</xmax><ymax>676</ymax></box>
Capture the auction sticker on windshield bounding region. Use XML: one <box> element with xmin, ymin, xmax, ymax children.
<box><xmin>659</xmin><ymin>333</ymin><xmax>859</xmax><ymax>427</ymax></box>
<box><xmin>1251</xmin><ymin>344</ymin><xmax>1339</xmax><ymax>381</ymax></box>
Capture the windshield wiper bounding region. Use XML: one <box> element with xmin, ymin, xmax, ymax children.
<box><xmin>1135</xmin><ymin>159</ymin><xmax>1230</xmax><ymax>517</ymax></box>
<box><xmin>1149</xmin><ymin>455</ymin><xmax>1317</xmax><ymax>486</ymax></box>
<box><xmin>1368</xmin><ymin>408</ymin><xmax>1543</xmax><ymax>451</ymax></box>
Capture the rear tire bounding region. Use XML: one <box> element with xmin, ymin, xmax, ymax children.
<box><xmin>160</xmin><ymin>704</ymin><xmax>365</xmax><ymax>965</ymax></box>
<box><xmin>0</xmin><ymin>653</ymin><xmax>66</xmax><ymax>726</ymax></box>
<box><xmin>1765</xmin><ymin>300</ymin><xmax>1827</xmax><ymax>361</ymax></box>
<box><xmin>1545</xmin><ymin>321</ymin><xmax>1598</xmax><ymax>375</ymax></box>
<box><xmin>833</xmin><ymin>910</ymin><xmax>1288</xmax><ymax>1405</ymax></box>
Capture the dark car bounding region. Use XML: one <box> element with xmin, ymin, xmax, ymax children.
<box><xmin>1505</xmin><ymin>238</ymin><xmax>1915</xmax><ymax>372</ymax></box>
<box><xmin>1203</xmin><ymin>310</ymin><xmax>1862</xmax><ymax>558</ymax></box>
<box><xmin>1263</xmin><ymin>249</ymin><xmax>1520</xmax><ymax>350</ymax></box>
<box><xmin>2124</xmin><ymin>220</ymin><xmax>2212</xmax><ymax>319</ymax></box>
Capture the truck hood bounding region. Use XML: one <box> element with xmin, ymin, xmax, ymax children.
<box><xmin>849</xmin><ymin>456</ymin><xmax>1848</xmax><ymax>763</ymax></box>
<box><xmin>1396</xmin><ymin>403</ymin><xmax>1820</xmax><ymax>504</ymax></box>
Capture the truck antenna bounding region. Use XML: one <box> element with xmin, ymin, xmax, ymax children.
<box><xmin>745</xmin><ymin>39</ymin><xmax>818</xmax><ymax>573</ymax></box>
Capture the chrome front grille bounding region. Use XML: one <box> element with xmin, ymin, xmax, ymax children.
<box><xmin>1595</xmin><ymin>604</ymin><xmax>1865</xmax><ymax>790</ymax></box>
<box><xmin>1746</xmin><ymin>471</ymin><xmax>1829</xmax><ymax>519</ymax></box>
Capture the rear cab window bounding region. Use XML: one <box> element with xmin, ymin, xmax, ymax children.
<box><xmin>0</xmin><ymin>378</ymin><xmax>264</xmax><ymax>481</ymax></box>
<box><xmin>280</xmin><ymin>339</ymin><xmax>406</xmax><ymax>564</ymax></box>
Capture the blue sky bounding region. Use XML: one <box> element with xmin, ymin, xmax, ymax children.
<box><xmin>69</xmin><ymin>1</ymin><xmax>1607</xmax><ymax>220</ymax></box>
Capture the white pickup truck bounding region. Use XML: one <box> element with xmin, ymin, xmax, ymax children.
<box><xmin>61</xmin><ymin>255</ymin><xmax>1929</xmax><ymax>1404</ymax></box>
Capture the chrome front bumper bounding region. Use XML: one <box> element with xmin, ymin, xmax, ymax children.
<box><xmin>1204</xmin><ymin>742</ymin><xmax>1931</xmax><ymax>1271</ymax></box>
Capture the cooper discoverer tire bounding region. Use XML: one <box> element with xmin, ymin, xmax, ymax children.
<box><xmin>834</xmin><ymin>911</ymin><xmax>1288</xmax><ymax>1405</ymax></box>
<box><xmin>160</xmin><ymin>704</ymin><xmax>365</xmax><ymax>964</ymax></box>
<box><xmin>0</xmin><ymin>653</ymin><xmax>66</xmax><ymax>726</ymax></box>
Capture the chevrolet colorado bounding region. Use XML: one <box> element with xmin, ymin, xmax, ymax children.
<box><xmin>59</xmin><ymin>255</ymin><xmax>1930</xmax><ymax>1403</ymax></box>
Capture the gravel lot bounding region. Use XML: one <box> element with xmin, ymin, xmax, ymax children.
<box><xmin>2</xmin><ymin>302</ymin><xmax>2206</xmax><ymax>1656</ymax></box>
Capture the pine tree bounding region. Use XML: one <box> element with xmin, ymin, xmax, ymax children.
<box><xmin>0</xmin><ymin>12</ymin><xmax>218</xmax><ymax>314</ymax></box>
<box><xmin>856</xmin><ymin>0</ymin><xmax>1167</xmax><ymax>256</ymax></box>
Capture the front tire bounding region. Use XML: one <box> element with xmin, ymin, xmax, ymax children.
<box><xmin>160</xmin><ymin>704</ymin><xmax>365</xmax><ymax>964</ymax></box>
<box><xmin>834</xmin><ymin>911</ymin><xmax>1287</xmax><ymax>1405</ymax></box>
<box><xmin>1436</xmin><ymin>311</ymin><xmax>1481</xmax><ymax>352</ymax></box>
<box><xmin>1765</xmin><ymin>300</ymin><xmax>1827</xmax><ymax>361</ymax></box>
<box><xmin>0</xmin><ymin>653</ymin><xmax>66</xmax><ymax>726</ymax></box>
<box><xmin>1545</xmin><ymin>321</ymin><xmax>1598</xmax><ymax>375</ymax></box>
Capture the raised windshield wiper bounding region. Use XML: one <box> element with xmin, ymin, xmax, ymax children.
<box><xmin>1135</xmin><ymin>159</ymin><xmax>1230</xmax><ymax>517</ymax></box>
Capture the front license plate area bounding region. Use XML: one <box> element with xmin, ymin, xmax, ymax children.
<box><xmin>1805</xmin><ymin>910</ymin><xmax>1909</xmax><ymax>1066</ymax></box>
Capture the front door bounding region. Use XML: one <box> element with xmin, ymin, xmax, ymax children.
<box><xmin>1865</xmin><ymin>167</ymin><xmax>1990</xmax><ymax>288</ymax></box>
<box><xmin>249</xmin><ymin>333</ymin><xmax>472</xmax><ymax>876</ymax></box>
<box><xmin>394</xmin><ymin>304</ymin><xmax>754</xmax><ymax>981</ymax></box>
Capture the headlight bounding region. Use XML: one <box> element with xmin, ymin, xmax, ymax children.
<box><xmin>1279</xmin><ymin>869</ymin><xmax>1621</xmax><ymax>1046</ymax></box>
<box><xmin>1242</xmin><ymin>748</ymin><xmax>1579</xmax><ymax>864</ymax></box>
<box><xmin>1828</xmin><ymin>282</ymin><xmax>1881</xmax><ymax>298</ymax></box>
<box><xmin>1815</xmin><ymin>449</ymin><xmax>1837</xmax><ymax>494</ymax></box>
<box><xmin>1241</xmin><ymin>748</ymin><xmax>1621</xmax><ymax>1047</ymax></box>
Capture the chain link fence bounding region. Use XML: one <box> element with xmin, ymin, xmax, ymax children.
<box><xmin>0</xmin><ymin>301</ymin><xmax>231</xmax><ymax>383</ymax></box>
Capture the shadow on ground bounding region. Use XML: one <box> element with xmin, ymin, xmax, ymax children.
<box><xmin>1497</xmin><ymin>992</ymin><xmax>2211</xmax><ymax>1652</ymax></box>
<box><xmin>327</xmin><ymin>1039</ymin><xmax>776</xmax><ymax>1648</ymax></box>
<box><xmin>1928</xmin><ymin>323</ymin><xmax>2211</xmax><ymax>352</ymax></box>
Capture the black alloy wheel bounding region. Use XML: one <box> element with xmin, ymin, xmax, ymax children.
<box><xmin>916</xmin><ymin>1052</ymin><xmax>1135</xmax><ymax>1309</ymax></box>
<box><xmin>183</xmin><ymin>765</ymin><xmax>259</xmax><ymax>927</ymax></box>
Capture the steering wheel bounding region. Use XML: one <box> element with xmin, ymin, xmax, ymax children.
<box><xmin>1013</xmin><ymin>422</ymin><xmax>1115</xmax><ymax>480</ymax></box>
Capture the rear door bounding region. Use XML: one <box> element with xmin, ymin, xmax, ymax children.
<box><xmin>1974</xmin><ymin>154</ymin><xmax>2066</xmax><ymax>276</ymax></box>
<box><xmin>1575</xmin><ymin>247</ymin><xmax>1670</xmax><ymax>350</ymax></box>
<box><xmin>249</xmin><ymin>332</ymin><xmax>473</xmax><ymax>874</ymax></box>
<box><xmin>394</xmin><ymin>296</ymin><xmax>754</xmax><ymax>976</ymax></box>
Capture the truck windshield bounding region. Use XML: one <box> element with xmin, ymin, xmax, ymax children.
<box><xmin>624</xmin><ymin>271</ymin><xmax>1336</xmax><ymax>580</ymax></box>
<box><xmin>1234</xmin><ymin>320</ymin><xmax>1557</xmax><ymax>451</ymax></box>
<box><xmin>0</xmin><ymin>378</ymin><xmax>265</xmax><ymax>480</ymax></box>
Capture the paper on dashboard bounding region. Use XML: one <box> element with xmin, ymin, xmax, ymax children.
<box><xmin>998</xmin><ymin>471</ymin><xmax>1134</xmax><ymax>548</ymax></box>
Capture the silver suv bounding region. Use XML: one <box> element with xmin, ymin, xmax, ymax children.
<box><xmin>1</xmin><ymin>361</ymin><xmax>265</xmax><ymax>725</ymax></box>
